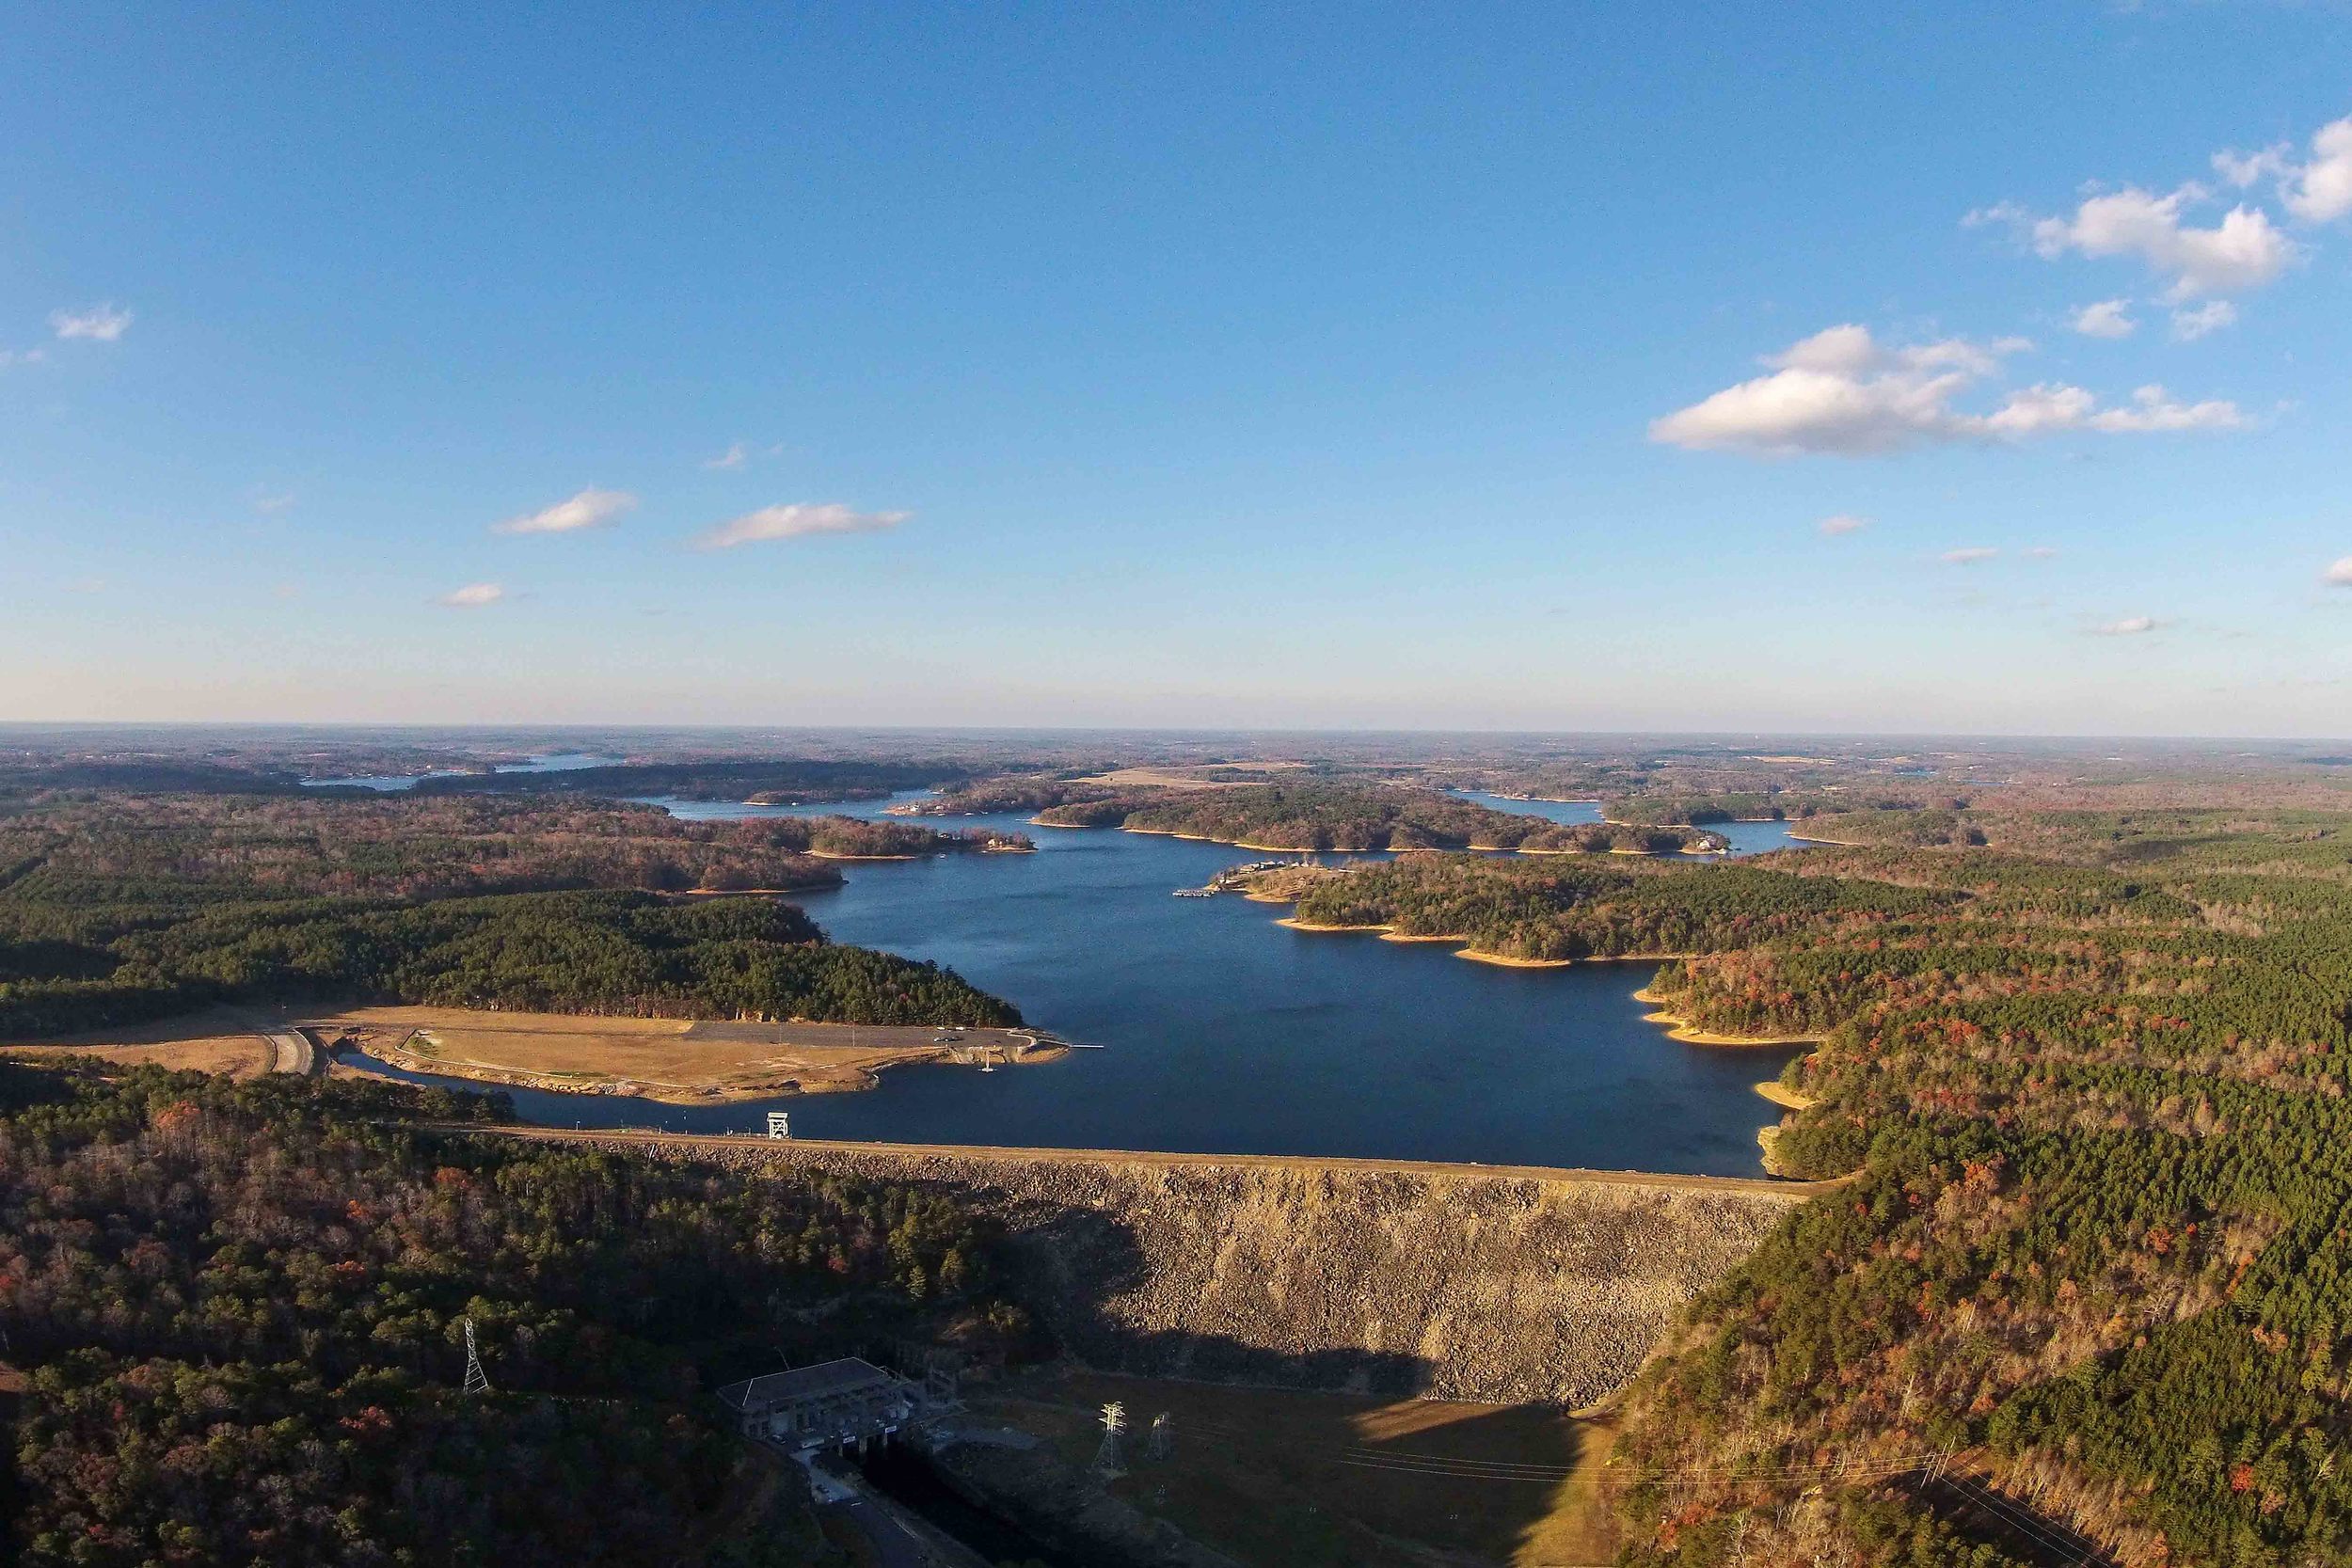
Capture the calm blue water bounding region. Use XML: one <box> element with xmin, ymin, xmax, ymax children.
<box><xmin>353</xmin><ymin>792</ymin><xmax>1812</xmax><ymax>1175</ymax></box>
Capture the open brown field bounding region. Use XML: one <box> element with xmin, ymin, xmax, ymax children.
<box><xmin>970</xmin><ymin>1368</ymin><xmax>1617</xmax><ymax>1568</ymax></box>
<box><xmin>314</xmin><ymin>1005</ymin><xmax>1057</xmax><ymax>1102</ymax></box>
<box><xmin>1076</xmin><ymin>760</ymin><xmax>1309</xmax><ymax>790</ymax></box>
<box><xmin>0</xmin><ymin>1010</ymin><xmax>274</xmax><ymax>1078</ymax></box>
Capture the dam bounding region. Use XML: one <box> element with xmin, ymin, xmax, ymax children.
<box><xmin>487</xmin><ymin>1129</ymin><xmax>1820</xmax><ymax>1407</ymax></box>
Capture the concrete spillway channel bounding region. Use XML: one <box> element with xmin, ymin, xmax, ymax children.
<box><xmin>262</xmin><ymin>1028</ymin><xmax>322</xmax><ymax>1075</ymax></box>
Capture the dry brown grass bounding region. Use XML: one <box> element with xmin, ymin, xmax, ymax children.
<box><xmin>1</xmin><ymin>1009</ymin><xmax>274</xmax><ymax>1078</ymax></box>
<box><xmin>975</xmin><ymin>1368</ymin><xmax>1618</xmax><ymax>1567</ymax></box>
<box><xmin>1077</xmin><ymin>761</ymin><xmax>1308</xmax><ymax>791</ymax></box>
<box><xmin>312</xmin><ymin>1005</ymin><xmax>1053</xmax><ymax>1101</ymax></box>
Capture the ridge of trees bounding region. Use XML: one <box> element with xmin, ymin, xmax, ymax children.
<box><xmin>1269</xmin><ymin>811</ymin><xmax>2352</xmax><ymax>1563</ymax></box>
<box><xmin>0</xmin><ymin>794</ymin><xmax>1022</xmax><ymax>1038</ymax></box>
<box><xmin>0</xmin><ymin>1062</ymin><xmax>1030</xmax><ymax>1565</ymax></box>
<box><xmin>1031</xmin><ymin>783</ymin><xmax>1728</xmax><ymax>854</ymax></box>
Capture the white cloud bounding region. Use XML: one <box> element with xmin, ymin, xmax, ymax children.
<box><xmin>1818</xmin><ymin>513</ymin><xmax>1870</xmax><ymax>536</ymax></box>
<box><xmin>493</xmin><ymin>486</ymin><xmax>637</xmax><ymax>535</ymax></box>
<box><xmin>252</xmin><ymin>490</ymin><xmax>297</xmax><ymax>514</ymax></box>
<box><xmin>2072</xmin><ymin>299</ymin><xmax>2137</xmax><ymax>339</ymax></box>
<box><xmin>2169</xmin><ymin>300</ymin><xmax>2238</xmax><ymax>341</ymax></box>
<box><xmin>2087</xmin><ymin>383</ymin><xmax>2245</xmax><ymax>433</ymax></box>
<box><xmin>0</xmin><ymin>347</ymin><xmax>45</xmax><ymax>369</ymax></box>
<box><xmin>703</xmin><ymin>442</ymin><xmax>750</xmax><ymax>470</ymax></box>
<box><xmin>2325</xmin><ymin>557</ymin><xmax>2352</xmax><ymax>588</ymax></box>
<box><xmin>49</xmin><ymin>304</ymin><xmax>133</xmax><ymax>341</ymax></box>
<box><xmin>2214</xmin><ymin>144</ymin><xmax>2292</xmax><ymax>189</ymax></box>
<box><xmin>436</xmin><ymin>582</ymin><xmax>507</xmax><ymax>608</ymax></box>
<box><xmin>1942</xmin><ymin>547</ymin><xmax>1999</xmax><ymax>566</ymax></box>
<box><xmin>2028</xmin><ymin>186</ymin><xmax>2296</xmax><ymax>300</ymax></box>
<box><xmin>2283</xmin><ymin>117</ymin><xmax>2352</xmax><ymax>224</ymax></box>
<box><xmin>2093</xmin><ymin>615</ymin><xmax>2159</xmax><ymax>635</ymax></box>
<box><xmin>692</xmin><ymin>502</ymin><xmax>912</xmax><ymax>550</ymax></box>
<box><xmin>2024</xmin><ymin>546</ymin><xmax>2059</xmax><ymax>560</ymax></box>
<box><xmin>1650</xmin><ymin>325</ymin><xmax>2243</xmax><ymax>456</ymax></box>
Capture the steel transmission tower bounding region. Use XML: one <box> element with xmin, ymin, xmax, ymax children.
<box><xmin>1092</xmin><ymin>1401</ymin><xmax>1127</xmax><ymax>1478</ymax></box>
<box><xmin>461</xmin><ymin>1318</ymin><xmax>492</xmax><ymax>1396</ymax></box>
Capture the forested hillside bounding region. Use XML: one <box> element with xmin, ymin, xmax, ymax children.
<box><xmin>0</xmin><ymin>792</ymin><xmax>1017</xmax><ymax>907</ymax></box>
<box><xmin>0</xmin><ymin>1062</ymin><xmax>1026</xmax><ymax>1566</ymax></box>
<box><xmin>1263</xmin><ymin>813</ymin><xmax>2352</xmax><ymax>1565</ymax></box>
<box><xmin>0</xmin><ymin>793</ymin><xmax>1021</xmax><ymax>1037</ymax></box>
<box><xmin>1033</xmin><ymin>782</ymin><xmax>1725</xmax><ymax>853</ymax></box>
<box><xmin>1285</xmin><ymin>855</ymin><xmax>1950</xmax><ymax>961</ymax></box>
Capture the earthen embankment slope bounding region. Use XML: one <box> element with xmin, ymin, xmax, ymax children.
<box><xmin>480</xmin><ymin>1130</ymin><xmax>1813</xmax><ymax>1407</ymax></box>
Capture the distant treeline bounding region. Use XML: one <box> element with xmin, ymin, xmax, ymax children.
<box><xmin>1602</xmin><ymin>789</ymin><xmax>1953</xmax><ymax>826</ymax></box>
<box><xmin>1287</xmin><ymin>854</ymin><xmax>1951</xmax><ymax>960</ymax></box>
<box><xmin>405</xmin><ymin>757</ymin><xmax>969</xmax><ymax>802</ymax></box>
<box><xmin>0</xmin><ymin>793</ymin><xmax>1021</xmax><ymax>1038</ymax></box>
<box><xmin>0</xmin><ymin>793</ymin><xmax>1025</xmax><ymax>911</ymax></box>
<box><xmin>1033</xmin><ymin>783</ymin><xmax>1727</xmax><ymax>854</ymax></box>
<box><xmin>894</xmin><ymin>772</ymin><xmax>1113</xmax><ymax>816</ymax></box>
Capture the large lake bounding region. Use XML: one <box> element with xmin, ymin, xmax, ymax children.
<box><xmin>353</xmin><ymin>787</ymin><xmax>1814</xmax><ymax>1176</ymax></box>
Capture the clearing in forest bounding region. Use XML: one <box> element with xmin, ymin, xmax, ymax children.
<box><xmin>312</xmin><ymin>1005</ymin><xmax>1057</xmax><ymax>1102</ymax></box>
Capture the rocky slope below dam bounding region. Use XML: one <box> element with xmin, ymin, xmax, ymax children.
<box><xmin>495</xmin><ymin>1132</ymin><xmax>1817</xmax><ymax>1407</ymax></box>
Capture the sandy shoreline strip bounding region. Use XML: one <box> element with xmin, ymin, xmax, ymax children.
<box><xmin>1274</xmin><ymin>916</ymin><xmax>1577</xmax><ymax>968</ymax></box>
<box><xmin>1753</xmin><ymin>1080</ymin><xmax>1817</xmax><ymax>1111</ymax></box>
<box><xmin>1629</xmin><ymin>985</ymin><xmax>1827</xmax><ymax>1048</ymax></box>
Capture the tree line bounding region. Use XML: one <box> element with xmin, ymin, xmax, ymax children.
<box><xmin>0</xmin><ymin>1061</ymin><xmax>1033</xmax><ymax>1566</ymax></box>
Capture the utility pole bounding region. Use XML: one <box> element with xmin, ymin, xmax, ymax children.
<box><xmin>1148</xmin><ymin>1411</ymin><xmax>1172</xmax><ymax>1462</ymax></box>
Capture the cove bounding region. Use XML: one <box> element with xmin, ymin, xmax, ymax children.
<box><xmin>351</xmin><ymin>793</ymin><xmax>1813</xmax><ymax>1176</ymax></box>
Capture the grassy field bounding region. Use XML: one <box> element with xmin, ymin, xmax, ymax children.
<box><xmin>1</xmin><ymin>1009</ymin><xmax>275</xmax><ymax>1078</ymax></box>
<box><xmin>312</xmin><ymin>1005</ymin><xmax>1056</xmax><ymax>1101</ymax></box>
<box><xmin>970</xmin><ymin>1369</ymin><xmax>1618</xmax><ymax>1567</ymax></box>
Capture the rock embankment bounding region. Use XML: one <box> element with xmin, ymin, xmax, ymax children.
<box><xmin>507</xmin><ymin>1133</ymin><xmax>1810</xmax><ymax>1407</ymax></box>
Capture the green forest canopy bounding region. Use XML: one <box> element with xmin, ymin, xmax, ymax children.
<box><xmin>0</xmin><ymin>1063</ymin><xmax>1029</xmax><ymax>1566</ymax></box>
<box><xmin>0</xmin><ymin>793</ymin><xmax>1020</xmax><ymax>1038</ymax></box>
<box><xmin>1266</xmin><ymin>808</ymin><xmax>2352</xmax><ymax>1565</ymax></box>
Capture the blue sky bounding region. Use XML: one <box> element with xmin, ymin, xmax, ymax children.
<box><xmin>5</xmin><ymin>3</ymin><xmax>2351</xmax><ymax>734</ymax></box>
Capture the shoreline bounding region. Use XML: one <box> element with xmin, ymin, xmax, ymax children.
<box><xmin>352</xmin><ymin>1033</ymin><xmax>921</xmax><ymax>1101</ymax></box>
<box><xmin>344</xmin><ymin>1022</ymin><xmax>1063</xmax><ymax>1105</ymax></box>
<box><xmin>1753</xmin><ymin>1079</ymin><xmax>1817</xmax><ymax>1111</ymax></box>
<box><xmin>1272</xmin><ymin>916</ymin><xmax>1587</xmax><ymax>970</ymax></box>
<box><xmin>1044</xmin><ymin>818</ymin><xmax>1703</xmax><ymax>860</ymax></box>
<box><xmin>1629</xmin><ymin>985</ymin><xmax>1827</xmax><ymax>1048</ymax></box>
